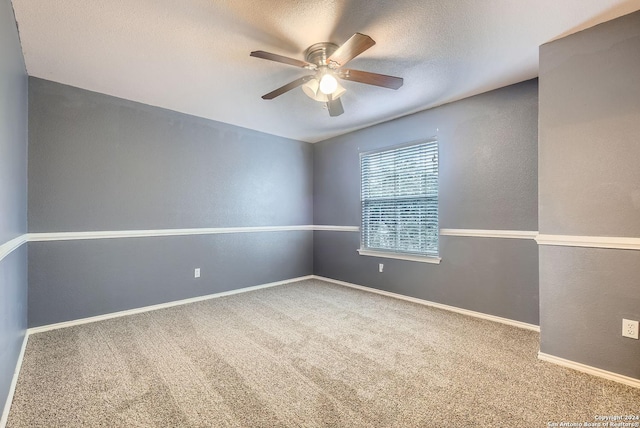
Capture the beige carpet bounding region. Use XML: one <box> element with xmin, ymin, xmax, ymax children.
<box><xmin>7</xmin><ymin>279</ymin><xmax>640</xmax><ymax>427</ymax></box>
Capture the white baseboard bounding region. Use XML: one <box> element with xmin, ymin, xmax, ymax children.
<box><xmin>28</xmin><ymin>275</ymin><xmax>313</xmax><ymax>335</ymax></box>
<box><xmin>5</xmin><ymin>275</ymin><xmax>313</xmax><ymax>424</ymax></box>
<box><xmin>0</xmin><ymin>332</ymin><xmax>29</xmax><ymax>428</ymax></box>
<box><xmin>314</xmin><ymin>276</ymin><xmax>640</xmax><ymax>389</ymax></box>
<box><xmin>538</xmin><ymin>352</ymin><xmax>640</xmax><ymax>389</ymax></box>
<box><xmin>312</xmin><ymin>275</ymin><xmax>540</xmax><ymax>332</ymax></box>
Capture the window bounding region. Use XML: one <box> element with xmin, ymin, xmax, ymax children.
<box><xmin>359</xmin><ymin>140</ymin><xmax>439</xmax><ymax>263</ymax></box>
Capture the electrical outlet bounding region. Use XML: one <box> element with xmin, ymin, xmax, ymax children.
<box><xmin>622</xmin><ymin>319</ymin><xmax>639</xmax><ymax>339</ymax></box>
<box><xmin>194</xmin><ymin>268</ymin><xmax>201</xmax><ymax>279</ymax></box>
<box><xmin>379</xmin><ymin>263</ymin><xmax>384</xmax><ymax>273</ymax></box>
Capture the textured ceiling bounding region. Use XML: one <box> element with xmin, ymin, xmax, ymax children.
<box><xmin>11</xmin><ymin>0</ymin><xmax>640</xmax><ymax>143</ymax></box>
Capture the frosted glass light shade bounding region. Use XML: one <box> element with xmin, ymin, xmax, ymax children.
<box><xmin>319</xmin><ymin>74</ymin><xmax>338</xmax><ymax>94</ymax></box>
<box><xmin>302</xmin><ymin>78</ymin><xmax>346</xmax><ymax>102</ymax></box>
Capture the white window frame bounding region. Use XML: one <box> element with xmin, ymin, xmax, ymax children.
<box><xmin>358</xmin><ymin>139</ymin><xmax>440</xmax><ymax>264</ymax></box>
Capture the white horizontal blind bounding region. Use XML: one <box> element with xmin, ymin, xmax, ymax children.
<box><xmin>361</xmin><ymin>141</ymin><xmax>439</xmax><ymax>257</ymax></box>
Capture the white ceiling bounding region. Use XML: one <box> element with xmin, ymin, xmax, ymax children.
<box><xmin>11</xmin><ymin>0</ymin><xmax>640</xmax><ymax>143</ymax></box>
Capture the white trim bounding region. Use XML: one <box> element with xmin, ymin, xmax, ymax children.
<box><xmin>313</xmin><ymin>225</ymin><xmax>359</xmax><ymax>232</ymax></box>
<box><xmin>440</xmin><ymin>229</ymin><xmax>538</xmax><ymax>240</ymax></box>
<box><xmin>313</xmin><ymin>275</ymin><xmax>540</xmax><ymax>332</ymax></box>
<box><xmin>357</xmin><ymin>249</ymin><xmax>441</xmax><ymax>264</ymax></box>
<box><xmin>26</xmin><ymin>225</ymin><xmax>361</xmax><ymax>242</ymax></box>
<box><xmin>18</xmin><ymin>228</ymin><xmax>640</xmax><ymax>252</ymax></box>
<box><xmin>0</xmin><ymin>235</ymin><xmax>28</xmax><ymax>263</ymax></box>
<box><xmin>0</xmin><ymin>332</ymin><xmax>29</xmax><ymax>428</ymax></box>
<box><xmin>536</xmin><ymin>234</ymin><xmax>640</xmax><ymax>251</ymax></box>
<box><xmin>27</xmin><ymin>275</ymin><xmax>313</xmax><ymax>334</ymax></box>
<box><xmin>538</xmin><ymin>352</ymin><xmax>640</xmax><ymax>389</ymax></box>
<box><xmin>314</xmin><ymin>226</ymin><xmax>518</xmax><ymax>236</ymax></box>
<box><xmin>28</xmin><ymin>226</ymin><xmax>314</xmax><ymax>242</ymax></box>
<box><xmin>16</xmin><ymin>227</ymin><xmax>559</xmax><ymax>245</ymax></box>
<box><xmin>316</xmin><ymin>227</ymin><xmax>539</xmax><ymax>240</ymax></box>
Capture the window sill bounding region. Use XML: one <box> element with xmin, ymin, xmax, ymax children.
<box><xmin>357</xmin><ymin>249</ymin><xmax>441</xmax><ymax>264</ymax></box>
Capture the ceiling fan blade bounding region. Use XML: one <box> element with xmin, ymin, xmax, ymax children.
<box><xmin>327</xmin><ymin>33</ymin><xmax>376</xmax><ymax>68</ymax></box>
<box><xmin>338</xmin><ymin>69</ymin><xmax>403</xmax><ymax>90</ymax></box>
<box><xmin>327</xmin><ymin>95</ymin><xmax>344</xmax><ymax>117</ymax></box>
<box><xmin>261</xmin><ymin>75</ymin><xmax>314</xmax><ymax>100</ymax></box>
<box><xmin>250</xmin><ymin>51</ymin><xmax>314</xmax><ymax>69</ymax></box>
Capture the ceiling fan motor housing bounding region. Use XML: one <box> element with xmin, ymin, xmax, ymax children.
<box><xmin>304</xmin><ymin>42</ymin><xmax>339</xmax><ymax>68</ymax></box>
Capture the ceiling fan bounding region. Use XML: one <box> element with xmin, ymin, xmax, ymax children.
<box><xmin>250</xmin><ymin>33</ymin><xmax>403</xmax><ymax>117</ymax></box>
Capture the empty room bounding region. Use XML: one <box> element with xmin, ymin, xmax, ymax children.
<box><xmin>1</xmin><ymin>0</ymin><xmax>640</xmax><ymax>426</ymax></box>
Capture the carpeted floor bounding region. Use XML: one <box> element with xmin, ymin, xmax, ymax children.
<box><xmin>7</xmin><ymin>279</ymin><xmax>640</xmax><ymax>427</ymax></box>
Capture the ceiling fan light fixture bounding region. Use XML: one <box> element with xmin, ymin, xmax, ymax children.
<box><xmin>332</xmin><ymin>81</ymin><xmax>346</xmax><ymax>99</ymax></box>
<box><xmin>319</xmin><ymin>73</ymin><xmax>338</xmax><ymax>95</ymax></box>
<box><xmin>301</xmin><ymin>78</ymin><xmax>324</xmax><ymax>101</ymax></box>
<box><xmin>302</xmin><ymin>78</ymin><xmax>345</xmax><ymax>102</ymax></box>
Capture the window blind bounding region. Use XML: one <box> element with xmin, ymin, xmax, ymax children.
<box><xmin>360</xmin><ymin>140</ymin><xmax>439</xmax><ymax>258</ymax></box>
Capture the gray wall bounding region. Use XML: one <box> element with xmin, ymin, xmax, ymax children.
<box><xmin>28</xmin><ymin>78</ymin><xmax>312</xmax><ymax>232</ymax></box>
<box><xmin>28</xmin><ymin>78</ymin><xmax>313</xmax><ymax>327</ymax></box>
<box><xmin>28</xmin><ymin>232</ymin><xmax>312</xmax><ymax>327</ymax></box>
<box><xmin>313</xmin><ymin>80</ymin><xmax>539</xmax><ymax>325</ymax></box>
<box><xmin>539</xmin><ymin>10</ymin><xmax>640</xmax><ymax>379</ymax></box>
<box><xmin>0</xmin><ymin>0</ymin><xmax>28</xmax><ymax>412</ymax></box>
